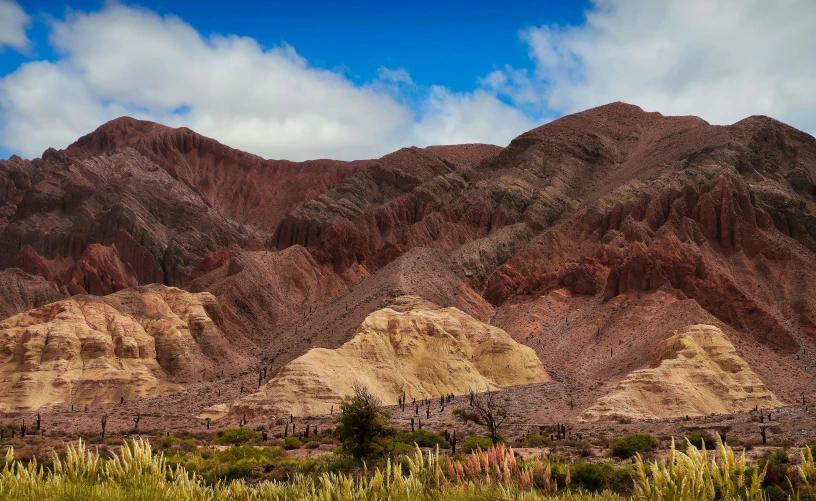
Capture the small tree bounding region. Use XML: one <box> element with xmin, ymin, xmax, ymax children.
<box><xmin>453</xmin><ymin>386</ymin><xmax>508</xmax><ymax>444</ymax></box>
<box><xmin>334</xmin><ymin>384</ymin><xmax>392</xmax><ymax>460</ymax></box>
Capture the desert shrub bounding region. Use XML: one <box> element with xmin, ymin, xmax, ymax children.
<box><xmin>634</xmin><ymin>437</ymin><xmax>767</xmax><ymax>501</ymax></box>
<box><xmin>609</xmin><ymin>433</ymin><xmax>659</xmax><ymax>458</ymax></box>
<box><xmin>463</xmin><ymin>436</ymin><xmax>494</xmax><ymax>453</ymax></box>
<box><xmin>763</xmin><ymin>485</ymin><xmax>788</xmax><ymax>501</ymax></box>
<box><xmin>578</xmin><ymin>440</ymin><xmax>593</xmax><ymax>457</ymax></box>
<box><xmin>303</xmin><ymin>441</ymin><xmax>320</xmax><ymax>450</ymax></box>
<box><xmin>759</xmin><ymin>449</ymin><xmax>791</xmax><ymax>489</ymax></box>
<box><xmin>283</xmin><ymin>436</ymin><xmax>302</xmax><ymax>450</ymax></box>
<box><xmin>0</xmin><ymin>436</ymin><xmax>814</xmax><ymax>500</ymax></box>
<box><xmin>213</xmin><ymin>426</ymin><xmax>262</xmax><ymax>445</ymax></box>
<box><xmin>159</xmin><ymin>435</ymin><xmax>178</xmax><ymax>449</ymax></box>
<box><xmin>525</xmin><ymin>434</ymin><xmax>549</xmax><ymax>448</ymax></box>
<box><xmin>395</xmin><ymin>429</ymin><xmax>450</xmax><ymax>449</ymax></box>
<box><xmin>570</xmin><ymin>462</ymin><xmax>608</xmax><ymax>491</ymax></box>
<box><xmin>685</xmin><ymin>430</ymin><xmax>716</xmax><ymax>450</ymax></box>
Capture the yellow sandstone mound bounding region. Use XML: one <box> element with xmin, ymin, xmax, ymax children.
<box><xmin>0</xmin><ymin>285</ymin><xmax>243</xmax><ymax>411</ymax></box>
<box><xmin>222</xmin><ymin>296</ymin><xmax>549</xmax><ymax>420</ymax></box>
<box><xmin>580</xmin><ymin>324</ymin><xmax>783</xmax><ymax>421</ymax></box>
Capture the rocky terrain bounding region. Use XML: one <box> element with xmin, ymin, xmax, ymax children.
<box><xmin>217</xmin><ymin>295</ymin><xmax>548</xmax><ymax>420</ymax></box>
<box><xmin>0</xmin><ymin>102</ymin><xmax>814</xmax><ymax>447</ymax></box>
<box><xmin>579</xmin><ymin>324</ymin><xmax>783</xmax><ymax>422</ymax></box>
<box><xmin>0</xmin><ymin>285</ymin><xmax>252</xmax><ymax>412</ymax></box>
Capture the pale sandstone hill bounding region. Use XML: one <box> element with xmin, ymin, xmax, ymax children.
<box><xmin>580</xmin><ymin>324</ymin><xmax>783</xmax><ymax>422</ymax></box>
<box><xmin>0</xmin><ymin>285</ymin><xmax>251</xmax><ymax>412</ymax></box>
<box><xmin>214</xmin><ymin>296</ymin><xmax>549</xmax><ymax>420</ymax></box>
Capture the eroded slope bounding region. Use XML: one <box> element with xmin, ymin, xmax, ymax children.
<box><xmin>216</xmin><ymin>296</ymin><xmax>548</xmax><ymax>419</ymax></box>
<box><xmin>580</xmin><ymin>324</ymin><xmax>783</xmax><ymax>421</ymax></box>
<box><xmin>0</xmin><ymin>285</ymin><xmax>253</xmax><ymax>411</ymax></box>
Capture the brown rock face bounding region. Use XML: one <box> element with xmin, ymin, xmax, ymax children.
<box><xmin>0</xmin><ymin>118</ymin><xmax>370</xmax><ymax>293</ymax></box>
<box><xmin>0</xmin><ymin>269</ymin><xmax>65</xmax><ymax>321</ymax></box>
<box><xmin>0</xmin><ymin>285</ymin><xmax>253</xmax><ymax>411</ymax></box>
<box><xmin>66</xmin><ymin>117</ymin><xmax>372</xmax><ymax>233</ymax></box>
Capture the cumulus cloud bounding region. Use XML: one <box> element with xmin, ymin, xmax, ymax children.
<box><xmin>503</xmin><ymin>0</ymin><xmax>816</xmax><ymax>134</ymax></box>
<box><xmin>0</xmin><ymin>0</ymin><xmax>31</xmax><ymax>52</ymax></box>
<box><xmin>0</xmin><ymin>4</ymin><xmax>530</xmax><ymax>160</ymax></box>
<box><xmin>413</xmin><ymin>87</ymin><xmax>536</xmax><ymax>146</ymax></box>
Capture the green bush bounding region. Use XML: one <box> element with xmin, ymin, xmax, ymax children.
<box><xmin>463</xmin><ymin>437</ymin><xmax>494</xmax><ymax>453</ymax></box>
<box><xmin>213</xmin><ymin>426</ymin><xmax>262</xmax><ymax>445</ymax></box>
<box><xmin>524</xmin><ymin>434</ymin><xmax>548</xmax><ymax>448</ymax></box>
<box><xmin>395</xmin><ymin>430</ymin><xmax>450</xmax><ymax>449</ymax></box>
<box><xmin>303</xmin><ymin>441</ymin><xmax>320</xmax><ymax>450</ymax></box>
<box><xmin>685</xmin><ymin>430</ymin><xmax>716</xmax><ymax>450</ymax></box>
<box><xmin>763</xmin><ymin>485</ymin><xmax>788</xmax><ymax>501</ymax></box>
<box><xmin>570</xmin><ymin>462</ymin><xmax>607</xmax><ymax>491</ymax></box>
<box><xmin>283</xmin><ymin>436</ymin><xmax>303</xmax><ymax>450</ymax></box>
<box><xmin>609</xmin><ymin>433</ymin><xmax>659</xmax><ymax>458</ymax></box>
<box><xmin>759</xmin><ymin>449</ymin><xmax>791</xmax><ymax>489</ymax></box>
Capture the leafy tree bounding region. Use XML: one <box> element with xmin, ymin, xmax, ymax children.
<box><xmin>334</xmin><ymin>384</ymin><xmax>392</xmax><ymax>460</ymax></box>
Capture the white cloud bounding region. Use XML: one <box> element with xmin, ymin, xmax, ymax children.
<box><xmin>0</xmin><ymin>4</ymin><xmax>531</xmax><ymax>160</ymax></box>
<box><xmin>413</xmin><ymin>87</ymin><xmax>536</xmax><ymax>146</ymax></box>
<box><xmin>0</xmin><ymin>0</ymin><xmax>31</xmax><ymax>52</ymax></box>
<box><xmin>505</xmin><ymin>0</ymin><xmax>816</xmax><ymax>134</ymax></box>
<box><xmin>376</xmin><ymin>67</ymin><xmax>413</xmax><ymax>86</ymax></box>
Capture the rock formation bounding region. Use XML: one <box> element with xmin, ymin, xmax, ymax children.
<box><xmin>580</xmin><ymin>325</ymin><xmax>783</xmax><ymax>421</ymax></box>
<box><xmin>2</xmin><ymin>102</ymin><xmax>815</xmax><ymax>422</ymax></box>
<box><xmin>0</xmin><ymin>269</ymin><xmax>65</xmax><ymax>321</ymax></box>
<box><xmin>217</xmin><ymin>296</ymin><xmax>548</xmax><ymax>419</ymax></box>
<box><xmin>0</xmin><ymin>285</ymin><xmax>251</xmax><ymax>411</ymax></box>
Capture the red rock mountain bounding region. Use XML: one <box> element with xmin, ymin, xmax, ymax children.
<box><xmin>1</xmin><ymin>102</ymin><xmax>815</xmax><ymax>422</ymax></box>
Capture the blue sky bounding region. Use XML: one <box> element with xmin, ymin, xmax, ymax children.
<box><xmin>4</xmin><ymin>0</ymin><xmax>587</xmax><ymax>89</ymax></box>
<box><xmin>1</xmin><ymin>0</ymin><xmax>815</xmax><ymax>161</ymax></box>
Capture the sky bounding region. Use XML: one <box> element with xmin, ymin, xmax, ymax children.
<box><xmin>0</xmin><ymin>0</ymin><xmax>815</xmax><ymax>161</ymax></box>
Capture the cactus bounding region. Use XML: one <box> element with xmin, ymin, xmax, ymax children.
<box><xmin>410</xmin><ymin>418</ymin><xmax>415</xmax><ymax>432</ymax></box>
<box><xmin>205</xmin><ymin>417</ymin><xmax>210</xmax><ymax>430</ymax></box>
<box><xmin>133</xmin><ymin>414</ymin><xmax>141</xmax><ymax>432</ymax></box>
<box><xmin>36</xmin><ymin>414</ymin><xmax>41</xmax><ymax>431</ymax></box>
<box><xmin>451</xmin><ymin>430</ymin><xmax>457</xmax><ymax>454</ymax></box>
<box><xmin>20</xmin><ymin>419</ymin><xmax>26</xmax><ymax>439</ymax></box>
<box><xmin>101</xmin><ymin>414</ymin><xmax>108</xmax><ymax>439</ymax></box>
<box><xmin>759</xmin><ymin>425</ymin><xmax>767</xmax><ymax>444</ymax></box>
